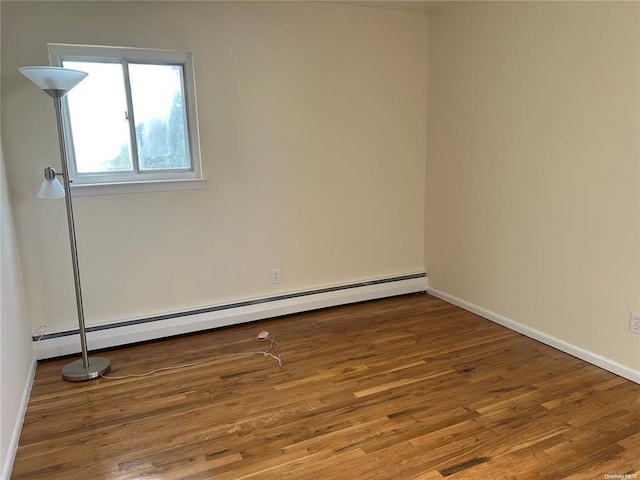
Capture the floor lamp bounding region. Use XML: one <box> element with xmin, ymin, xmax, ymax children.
<box><xmin>20</xmin><ymin>66</ymin><xmax>111</xmax><ymax>381</ymax></box>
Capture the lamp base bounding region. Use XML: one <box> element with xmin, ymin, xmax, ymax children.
<box><xmin>62</xmin><ymin>357</ymin><xmax>111</xmax><ymax>382</ymax></box>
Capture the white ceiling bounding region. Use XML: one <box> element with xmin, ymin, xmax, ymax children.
<box><xmin>26</xmin><ymin>0</ymin><xmax>447</xmax><ymax>9</ymax></box>
<box><xmin>327</xmin><ymin>1</ymin><xmax>448</xmax><ymax>12</ymax></box>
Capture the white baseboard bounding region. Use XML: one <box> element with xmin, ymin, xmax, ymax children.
<box><xmin>427</xmin><ymin>286</ymin><xmax>640</xmax><ymax>384</ymax></box>
<box><xmin>1</xmin><ymin>355</ymin><xmax>37</xmax><ymax>480</ymax></box>
<box><xmin>34</xmin><ymin>273</ymin><xmax>427</xmax><ymax>360</ymax></box>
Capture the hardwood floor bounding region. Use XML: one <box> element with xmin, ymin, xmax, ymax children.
<box><xmin>12</xmin><ymin>294</ymin><xmax>640</xmax><ymax>479</ymax></box>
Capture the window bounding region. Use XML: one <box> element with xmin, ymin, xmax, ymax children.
<box><xmin>49</xmin><ymin>44</ymin><xmax>204</xmax><ymax>195</ymax></box>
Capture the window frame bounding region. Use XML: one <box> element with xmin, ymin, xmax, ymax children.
<box><xmin>48</xmin><ymin>43</ymin><xmax>204</xmax><ymax>196</ymax></box>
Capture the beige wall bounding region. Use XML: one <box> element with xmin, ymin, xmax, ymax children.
<box><xmin>1</xmin><ymin>142</ymin><xmax>35</xmax><ymax>477</ymax></box>
<box><xmin>426</xmin><ymin>1</ymin><xmax>640</xmax><ymax>370</ymax></box>
<box><xmin>1</xmin><ymin>2</ymin><xmax>428</xmax><ymax>334</ymax></box>
<box><xmin>3</xmin><ymin>0</ymin><xmax>638</xmax><ymax>376</ymax></box>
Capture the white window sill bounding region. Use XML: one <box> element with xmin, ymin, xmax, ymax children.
<box><xmin>70</xmin><ymin>178</ymin><xmax>206</xmax><ymax>197</ymax></box>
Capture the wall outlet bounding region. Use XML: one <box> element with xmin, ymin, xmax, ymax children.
<box><xmin>272</xmin><ymin>268</ymin><xmax>281</xmax><ymax>284</ymax></box>
<box><xmin>630</xmin><ymin>312</ymin><xmax>640</xmax><ymax>335</ymax></box>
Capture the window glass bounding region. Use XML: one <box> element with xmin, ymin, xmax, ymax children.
<box><xmin>63</xmin><ymin>61</ymin><xmax>133</xmax><ymax>173</ymax></box>
<box><xmin>129</xmin><ymin>63</ymin><xmax>190</xmax><ymax>171</ymax></box>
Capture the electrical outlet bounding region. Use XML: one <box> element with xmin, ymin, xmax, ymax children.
<box><xmin>272</xmin><ymin>268</ymin><xmax>281</xmax><ymax>284</ymax></box>
<box><xmin>630</xmin><ymin>312</ymin><xmax>640</xmax><ymax>335</ymax></box>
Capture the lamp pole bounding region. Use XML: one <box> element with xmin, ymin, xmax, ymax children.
<box><xmin>52</xmin><ymin>95</ymin><xmax>100</xmax><ymax>380</ymax></box>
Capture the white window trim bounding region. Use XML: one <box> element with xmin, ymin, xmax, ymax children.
<box><xmin>48</xmin><ymin>43</ymin><xmax>205</xmax><ymax>195</ymax></box>
<box><xmin>71</xmin><ymin>178</ymin><xmax>206</xmax><ymax>197</ymax></box>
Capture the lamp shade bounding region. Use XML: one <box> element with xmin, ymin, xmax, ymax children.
<box><xmin>19</xmin><ymin>66</ymin><xmax>87</xmax><ymax>98</ymax></box>
<box><xmin>38</xmin><ymin>176</ymin><xmax>65</xmax><ymax>199</ymax></box>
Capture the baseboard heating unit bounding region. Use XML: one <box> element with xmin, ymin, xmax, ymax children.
<box><xmin>33</xmin><ymin>272</ymin><xmax>428</xmax><ymax>359</ymax></box>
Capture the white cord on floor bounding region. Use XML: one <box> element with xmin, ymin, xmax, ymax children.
<box><xmin>101</xmin><ymin>332</ymin><xmax>282</xmax><ymax>380</ymax></box>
